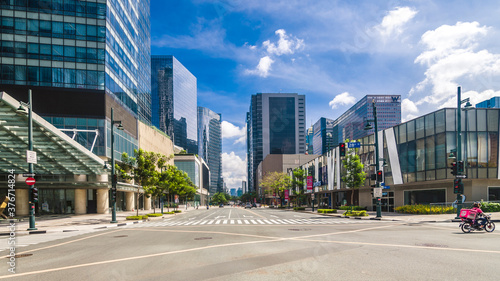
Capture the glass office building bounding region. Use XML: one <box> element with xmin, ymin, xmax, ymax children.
<box><xmin>312</xmin><ymin>117</ymin><xmax>334</xmax><ymax>155</ymax></box>
<box><xmin>247</xmin><ymin>93</ymin><xmax>305</xmax><ymax>191</ymax></box>
<box><xmin>0</xmin><ymin>0</ymin><xmax>151</xmax><ymax>160</ymax></box>
<box><xmin>332</xmin><ymin>95</ymin><xmax>401</xmax><ymax>145</ymax></box>
<box><xmin>151</xmin><ymin>55</ymin><xmax>197</xmax><ymax>153</ymax></box>
<box><xmin>198</xmin><ymin>106</ymin><xmax>222</xmax><ymax>195</ymax></box>
<box><xmin>476</xmin><ymin>97</ymin><xmax>500</xmax><ymax>109</ymax></box>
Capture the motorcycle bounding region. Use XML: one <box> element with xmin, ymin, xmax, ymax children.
<box><xmin>460</xmin><ymin>214</ymin><xmax>496</xmax><ymax>233</ymax></box>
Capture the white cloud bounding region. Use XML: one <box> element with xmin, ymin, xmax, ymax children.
<box><xmin>222</xmin><ymin>152</ymin><xmax>247</xmax><ymax>189</ymax></box>
<box><xmin>263</xmin><ymin>29</ymin><xmax>304</xmax><ymax>56</ymax></box>
<box><xmin>221</xmin><ymin>121</ymin><xmax>246</xmax><ymax>145</ymax></box>
<box><xmin>401</xmin><ymin>98</ymin><xmax>419</xmax><ymax>122</ymax></box>
<box><xmin>410</xmin><ymin>21</ymin><xmax>500</xmax><ymax>110</ymax></box>
<box><xmin>376</xmin><ymin>7</ymin><xmax>418</xmax><ymax>39</ymax></box>
<box><xmin>245</xmin><ymin>56</ymin><xmax>274</xmax><ymax>77</ymax></box>
<box><xmin>329</xmin><ymin>92</ymin><xmax>356</xmax><ymax>109</ymax></box>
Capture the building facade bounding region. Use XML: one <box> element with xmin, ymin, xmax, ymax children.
<box><xmin>151</xmin><ymin>55</ymin><xmax>197</xmax><ymax>153</ymax></box>
<box><xmin>297</xmin><ymin>107</ymin><xmax>500</xmax><ymax>210</ymax></box>
<box><xmin>305</xmin><ymin>126</ymin><xmax>314</xmax><ymax>155</ymax></box>
<box><xmin>198</xmin><ymin>106</ymin><xmax>222</xmax><ymax>195</ymax></box>
<box><xmin>476</xmin><ymin>97</ymin><xmax>500</xmax><ymax>109</ymax></box>
<box><xmin>332</xmin><ymin>95</ymin><xmax>401</xmax><ymax>145</ymax></box>
<box><xmin>247</xmin><ymin>93</ymin><xmax>306</xmax><ymax>192</ymax></box>
<box><xmin>174</xmin><ymin>154</ymin><xmax>209</xmax><ymax>206</ymax></box>
<box><xmin>312</xmin><ymin>117</ymin><xmax>334</xmax><ymax>155</ymax></box>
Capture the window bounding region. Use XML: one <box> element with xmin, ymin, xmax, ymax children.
<box><xmin>1</xmin><ymin>65</ymin><xmax>15</xmax><ymax>81</ymax></box>
<box><xmin>15</xmin><ymin>65</ymin><xmax>26</xmax><ymax>81</ymax></box>
<box><xmin>40</xmin><ymin>44</ymin><xmax>51</xmax><ymax>55</ymax></box>
<box><xmin>27</xmin><ymin>66</ymin><xmax>39</xmax><ymax>82</ymax></box>
<box><xmin>27</xmin><ymin>19</ymin><xmax>39</xmax><ymax>33</ymax></box>
<box><xmin>52</xmin><ymin>21</ymin><xmax>63</xmax><ymax>35</ymax></box>
<box><xmin>40</xmin><ymin>20</ymin><xmax>51</xmax><ymax>33</ymax></box>
<box><xmin>14</xmin><ymin>18</ymin><xmax>27</xmax><ymax>31</ymax></box>
<box><xmin>64</xmin><ymin>46</ymin><xmax>75</xmax><ymax>57</ymax></box>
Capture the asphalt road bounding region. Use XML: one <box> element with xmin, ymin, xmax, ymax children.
<box><xmin>1</xmin><ymin>207</ymin><xmax>499</xmax><ymax>281</ymax></box>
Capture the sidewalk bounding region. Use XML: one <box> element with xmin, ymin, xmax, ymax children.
<box><xmin>293</xmin><ymin>208</ymin><xmax>500</xmax><ymax>223</ymax></box>
<box><xmin>0</xmin><ymin>205</ymin><xmax>198</xmax><ymax>236</ymax></box>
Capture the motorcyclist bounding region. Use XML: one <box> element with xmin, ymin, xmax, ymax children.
<box><xmin>471</xmin><ymin>202</ymin><xmax>487</xmax><ymax>228</ymax></box>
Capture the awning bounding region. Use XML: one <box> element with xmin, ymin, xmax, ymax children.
<box><xmin>0</xmin><ymin>91</ymin><xmax>105</xmax><ymax>175</ymax></box>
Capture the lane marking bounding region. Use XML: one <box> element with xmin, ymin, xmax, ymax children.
<box><xmin>244</xmin><ymin>208</ymin><xmax>266</xmax><ymax>219</ymax></box>
<box><xmin>228</xmin><ymin>210</ymin><xmax>232</xmax><ymax>220</ymax></box>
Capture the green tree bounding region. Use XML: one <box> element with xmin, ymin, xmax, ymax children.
<box><xmin>341</xmin><ymin>140</ymin><xmax>366</xmax><ymax>206</ymax></box>
<box><xmin>261</xmin><ymin>172</ymin><xmax>291</xmax><ymax>207</ymax></box>
<box><xmin>291</xmin><ymin>168</ymin><xmax>307</xmax><ymax>207</ymax></box>
<box><xmin>211</xmin><ymin>192</ymin><xmax>228</xmax><ymax>205</ymax></box>
<box><xmin>240</xmin><ymin>191</ymin><xmax>257</xmax><ymax>203</ymax></box>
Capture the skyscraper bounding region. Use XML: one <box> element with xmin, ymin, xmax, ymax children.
<box><xmin>198</xmin><ymin>106</ymin><xmax>222</xmax><ymax>195</ymax></box>
<box><xmin>247</xmin><ymin>93</ymin><xmax>306</xmax><ymax>191</ymax></box>
<box><xmin>151</xmin><ymin>55</ymin><xmax>197</xmax><ymax>153</ymax></box>
<box><xmin>0</xmin><ymin>0</ymin><xmax>151</xmax><ymax>159</ymax></box>
<box><xmin>312</xmin><ymin>117</ymin><xmax>334</xmax><ymax>155</ymax></box>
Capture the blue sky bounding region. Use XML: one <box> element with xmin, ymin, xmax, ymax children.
<box><xmin>150</xmin><ymin>0</ymin><xmax>500</xmax><ymax>189</ymax></box>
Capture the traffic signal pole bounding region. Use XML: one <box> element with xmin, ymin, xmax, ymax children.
<box><xmin>27</xmin><ymin>90</ymin><xmax>37</xmax><ymax>231</ymax></box>
<box><xmin>455</xmin><ymin>87</ymin><xmax>462</xmax><ymax>219</ymax></box>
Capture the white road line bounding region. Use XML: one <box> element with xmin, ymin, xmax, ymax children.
<box><xmin>230</xmin><ymin>220</ymin><xmax>235</xmax><ymax>224</ymax></box>
<box><xmin>250</xmin><ymin>220</ymin><xmax>257</xmax><ymax>224</ymax></box>
<box><xmin>256</xmin><ymin>220</ymin><xmax>265</xmax><ymax>224</ymax></box>
<box><xmin>215</xmin><ymin>220</ymin><xmax>221</xmax><ymax>224</ymax></box>
<box><xmin>223</xmin><ymin>220</ymin><xmax>228</xmax><ymax>224</ymax></box>
<box><xmin>191</xmin><ymin>221</ymin><xmax>202</xmax><ymax>225</ymax></box>
<box><xmin>237</xmin><ymin>220</ymin><xmax>242</xmax><ymax>224</ymax></box>
<box><xmin>270</xmin><ymin>220</ymin><xmax>281</xmax><ymax>224</ymax></box>
<box><xmin>229</xmin><ymin>210</ymin><xmax>232</xmax><ymax>220</ymax></box>
<box><xmin>207</xmin><ymin>220</ymin><xmax>214</xmax><ymax>224</ymax></box>
<box><xmin>200</xmin><ymin>220</ymin><xmax>208</xmax><ymax>225</ymax></box>
<box><xmin>263</xmin><ymin>220</ymin><xmax>273</xmax><ymax>224</ymax></box>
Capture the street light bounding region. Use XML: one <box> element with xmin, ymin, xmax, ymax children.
<box><xmin>110</xmin><ymin>108</ymin><xmax>123</xmax><ymax>223</ymax></box>
<box><xmin>17</xmin><ymin>89</ymin><xmax>37</xmax><ymax>230</ymax></box>
<box><xmin>364</xmin><ymin>99</ymin><xmax>382</xmax><ymax>218</ymax></box>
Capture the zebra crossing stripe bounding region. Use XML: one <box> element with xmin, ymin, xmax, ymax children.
<box><xmin>283</xmin><ymin>219</ymin><xmax>296</xmax><ymax>224</ymax></box>
<box><xmin>244</xmin><ymin>220</ymin><xmax>250</xmax><ymax>224</ymax></box>
<box><xmin>191</xmin><ymin>220</ymin><xmax>202</xmax><ymax>225</ymax></box>
<box><xmin>207</xmin><ymin>220</ymin><xmax>214</xmax><ymax>224</ymax></box>
<box><xmin>237</xmin><ymin>220</ymin><xmax>242</xmax><ymax>224</ymax></box>
<box><xmin>200</xmin><ymin>220</ymin><xmax>208</xmax><ymax>225</ymax></box>
<box><xmin>215</xmin><ymin>220</ymin><xmax>221</xmax><ymax>224</ymax></box>
<box><xmin>223</xmin><ymin>220</ymin><xmax>228</xmax><ymax>224</ymax></box>
<box><xmin>263</xmin><ymin>220</ymin><xmax>272</xmax><ymax>224</ymax></box>
<box><xmin>256</xmin><ymin>220</ymin><xmax>265</xmax><ymax>224</ymax></box>
<box><xmin>230</xmin><ymin>220</ymin><xmax>235</xmax><ymax>224</ymax></box>
<box><xmin>250</xmin><ymin>220</ymin><xmax>257</xmax><ymax>224</ymax></box>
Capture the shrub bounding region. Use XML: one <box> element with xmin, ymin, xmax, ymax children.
<box><xmin>293</xmin><ymin>207</ymin><xmax>306</xmax><ymax>211</ymax></box>
<box><xmin>277</xmin><ymin>206</ymin><xmax>286</xmax><ymax>209</ymax></box>
<box><xmin>339</xmin><ymin>206</ymin><xmax>366</xmax><ymax>211</ymax></box>
<box><xmin>173</xmin><ymin>210</ymin><xmax>182</xmax><ymax>213</ymax></box>
<box><xmin>395</xmin><ymin>204</ymin><xmax>455</xmax><ymax>214</ymax></box>
<box><xmin>163</xmin><ymin>211</ymin><xmax>175</xmax><ymax>214</ymax></box>
<box><xmin>126</xmin><ymin>215</ymin><xmax>148</xmax><ymax>220</ymax></box>
<box><xmin>482</xmin><ymin>202</ymin><xmax>500</xmax><ymax>212</ymax></box>
<box><xmin>343</xmin><ymin>210</ymin><xmax>368</xmax><ymax>217</ymax></box>
<box><xmin>318</xmin><ymin>209</ymin><xmax>337</xmax><ymax>214</ymax></box>
<box><xmin>147</xmin><ymin>213</ymin><xmax>163</xmax><ymax>217</ymax></box>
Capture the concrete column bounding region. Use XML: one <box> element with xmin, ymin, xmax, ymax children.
<box><xmin>96</xmin><ymin>189</ymin><xmax>109</xmax><ymax>214</ymax></box>
<box><xmin>15</xmin><ymin>188</ymin><xmax>29</xmax><ymax>216</ymax></box>
<box><xmin>144</xmin><ymin>195</ymin><xmax>151</xmax><ymax>210</ymax></box>
<box><xmin>74</xmin><ymin>189</ymin><xmax>87</xmax><ymax>215</ymax></box>
<box><xmin>125</xmin><ymin>192</ymin><xmax>134</xmax><ymax>211</ymax></box>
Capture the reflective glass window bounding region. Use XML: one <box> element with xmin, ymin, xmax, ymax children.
<box><xmin>1</xmin><ymin>17</ymin><xmax>14</xmax><ymax>29</ymax></box>
<box><xmin>39</xmin><ymin>20</ymin><xmax>51</xmax><ymax>33</ymax></box>
<box><xmin>416</xmin><ymin>138</ymin><xmax>425</xmax><ymax>171</ymax></box>
<box><xmin>14</xmin><ymin>18</ymin><xmax>26</xmax><ymax>31</ymax></box>
<box><xmin>467</xmin><ymin>110</ymin><xmax>476</xmax><ymax>131</ymax></box>
<box><xmin>407</xmin><ymin>120</ymin><xmax>415</xmax><ymax>141</ymax></box>
<box><xmin>52</xmin><ymin>45</ymin><xmax>63</xmax><ymax>56</ymax></box>
<box><xmin>27</xmin><ymin>19</ymin><xmax>38</xmax><ymax>32</ymax></box>
<box><xmin>487</xmin><ymin>110</ymin><xmax>499</xmax><ymax>131</ymax></box>
<box><xmin>435</xmin><ymin>133</ymin><xmax>446</xmax><ymax>169</ymax></box>
<box><xmin>27</xmin><ymin>43</ymin><xmax>38</xmax><ymax>54</ymax></box>
<box><xmin>40</xmin><ymin>67</ymin><xmax>52</xmax><ymax>82</ymax></box>
<box><xmin>407</xmin><ymin>140</ymin><xmax>416</xmax><ymax>173</ymax></box>
<box><xmin>52</xmin><ymin>21</ymin><xmax>63</xmax><ymax>34</ymax></box>
<box><xmin>425</xmin><ymin>136</ymin><xmax>435</xmax><ymax>170</ymax></box>
<box><xmin>52</xmin><ymin>0</ymin><xmax>63</xmax><ymax>10</ymax></box>
<box><xmin>435</xmin><ymin>110</ymin><xmax>445</xmax><ymax>133</ymax></box>
<box><xmin>40</xmin><ymin>44</ymin><xmax>51</xmax><ymax>55</ymax></box>
<box><xmin>27</xmin><ymin>66</ymin><xmax>38</xmax><ymax>82</ymax></box>
<box><xmin>488</xmin><ymin>132</ymin><xmax>498</xmax><ymax>168</ymax></box>
<box><xmin>416</xmin><ymin>117</ymin><xmax>425</xmax><ymax>139</ymax></box>
<box><xmin>64</xmin><ymin>46</ymin><xmax>75</xmax><ymax>57</ymax></box>
<box><xmin>87</xmin><ymin>25</ymin><xmax>96</xmax><ymax>36</ymax></box>
<box><xmin>52</xmin><ymin>68</ymin><xmax>64</xmax><ymax>83</ymax></box>
<box><xmin>64</xmin><ymin>22</ymin><xmax>76</xmax><ymax>36</ymax></box>
<box><xmin>14</xmin><ymin>42</ymin><xmax>26</xmax><ymax>54</ymax></box>
<box><xmin>1</xmin><ymin>65</ymin><xmax>15</xmax><ymax>80</ymax></box>
<box><xmin>425</xmin><ymin>113</ymin><xmax>434</xmax><ymax>136</ymax></box>
<box><xmin>446</xmin><ymin>109</ymin><xmax>456</xmax><ymax>131</ymax></box>
<box><xmin>64</xmin><ymin>68</ymin><xmax>75</xmax><ymax>84</ymax></box>
<box><xmin>1</xmin><ymin>41</ymin><xmax>14</xmax><ymax>53</ymax></box>
<box><xmin>76</xmin><ymin>69</ymin><xmax>86</xmax><ymax>85</ymax></box>
<box><xmin>476</xmin><ymin>109</ymin><xmax>486</xmax><ymax>131</ymax></box>
<box><xmin>15</xmin><ymin>65</ymin><xmax>26</xmax><ymax>81</ymax></box>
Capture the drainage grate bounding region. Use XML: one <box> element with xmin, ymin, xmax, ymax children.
<box><xmin>5</xmin><ymin>254</ymin><xmax>33</xmax><ymax>258</ymax></box>
<box><xmin>194</xmin><ymin>237</ymin><xmax>212</xmax><ymax>240</ymax></box>
<box><xmin>114</xmin><ymin>235</ymin><xmax>128</xmax><ymax>238</ymax></box>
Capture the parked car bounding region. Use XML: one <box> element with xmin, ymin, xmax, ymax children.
<box><xmin>252</xmin><ymin>203</ymin><xmax>257</xmax><ymax>208</ymax></box>
<box><xmin>244</xmin><ymin>203</ymin><xmax>252</xmax><ymax>209</ymax></box>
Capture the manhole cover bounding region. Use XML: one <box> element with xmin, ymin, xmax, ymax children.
<box><xmin>5</xmin><ymin>254</ymin><xmax>33</xmax><ymax>258</ymax></box>
<box><xmin>288</xmin><ymin>228</ymin><xmax>311</xmax><ymax>231</ymax></box>
<box><xmin>416</xmin><ymin>243</ymin><xmax>448</xmax><ymax>248</ymax></box>
<box><xmin>194</xmin><ymin>237</ymin><xmax>212</xmax><ymax>240</ymax></box>
<box><xmin>114</xmin><ymin>235</ymin><xmax>128</xmax><ymax>238</ymax></box>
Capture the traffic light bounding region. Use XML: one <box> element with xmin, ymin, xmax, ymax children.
<box><xmin>457</xmin><ymin>161</ymin><xmax>464</xmax><ymax>173</ymax></box>
<box><xmin>450</xmin><ymin>162</ymin><xmax>457</xmax><ymax>176</ymax></box>
<box><xmin>339</xmin><ymin>143</ymin><xmax>346</xmax><ymax>157</ymax></box>
<box><xmin>376</xmin><ymin>170</ymin><xmax>383</xmax><ymax>182</ymax></box>
<box><xmin>31</xmin><ymin>186</ymin><xmax>38</xmax><ymax>203</ymax></box>
<box><xmin>370</xmin><ymin>174</ymin><xmax>376</xmax><ymax>181</ymax></box>
<box><xmin>453</xmin><ymin>179</ymin><xmax>464</xmax><ymax>194</ymax></box>
<box><xmin>111</xmin><ymin>187</ymin><xmax>117</xmax><ymax>201</ymax></box>
<box><xmin>112</xmin><ymin>174</ymin><xmax>118</xmax><ymax>185</ymax></box>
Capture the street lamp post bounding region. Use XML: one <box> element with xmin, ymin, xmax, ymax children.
<box><xmin>364</xmin><ymin>99</ymin><xmax>382</xmax><ymax>218</ymax></box>
<box><xmin>17</xmin><ymin>90</ymin><xmax>37</xmax><ymax>230</ymax></box>
<box><xmin>455</xmin><ymin>87</ymin><xmax>472</xmax><ymax>219</ymax></box>
<box><xmin>110</xmin><ymin>108</ymin><xmax>123</xmax><ymax>223</ymax></box>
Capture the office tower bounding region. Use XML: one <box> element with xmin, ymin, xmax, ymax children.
<box><xmin>198</xmin><ymin>106</ymin><xmax>222</xmax><ymax>195</ymax></box>
<box><xmin>247</xmin><ymin>93</ymin><xmax>306</xmax><ymax>191</ymax></box>
<box><xmin>332</xmin><ymin>95</ymin><xmax>401</xmax><ymax>145</ymax></box>
<box><xmin>0</xmin><ymin>0</ymin><xmax>151</xmax><ymax>159</ymax></box>
<box><xmin>311</xmin><ymin>117</ymin><xmax>334</xmax><ymax>155</ymax></box>
<box><xmin>151</xmin><ymin>55</ymin><xmax>197</xmax><ymax>153</ymax></box>
<box><xmin>476</xmin><ymin>97</ymin><xmax>500</xmax><ymax>108</ymax></box>
<box><xmin>305</xmin><ymin>126</ymin><xmax>314</xmax><ymax>155</ymax></box>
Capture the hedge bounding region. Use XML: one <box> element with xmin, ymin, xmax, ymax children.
<box><xmin>173</xmin><ymin>210</ymin><xmax>182</xmax><ymax>213</ymax></box>
<box><xmin>163</xmin><ymin>211</ymin><xmax>175</xmax><ymax>214</ymax></box>
<box><xmin>395</xmin><ymin>204</ymin><xmax>455</xmax><ymax>214</ymax></box>
<box><xmin>293</xmin><ymin>207</ymin><xmax>306</xmax><ymax>211</ymax></box>
<box><xmin>126</xmin><ymin>215</ymin><xmax>149</xmax><ymax>220</ymax></box>
<box><xmin>318</xmin><ymin>209</ymin><xmax>337</xmax><ymax>214</ymax></box>
<box><xmin>339</xmin><ymin>206</ymin><xmax>367</xmax><ymax>211</ymax></box>
<box><xmin>481</xmin><ymin>202</ymin><xmax>500</xmax><ymax>212</ymax></box>
<box><xmin>343</xmin><ymin>210</ymin><xmax>368</xmax><ymax>217</ymax></box>
<box><xmin>147</xmin><ymin>213</ymin><xmax>163</xmax><ymax>217</ymax></box>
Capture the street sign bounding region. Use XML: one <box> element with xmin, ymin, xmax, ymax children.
<box><xmin>26</xmin><ymin>150</ymin><xmax>37</xmax><ymax>164</ymax></box>
<box><xmin>373</xmin><ymin>187</ymin><xmax>382</xmax><ymax>198</ymax></box>
<box><xmin>25</xmin><ymin>177</ymin><xmax>36</xmax><ymax>185</ymax></box>
<box><xmin>383</xmin><ymin>186</ymin><xmax>390</xmax><ymax>189</ymax></box>
<box><xmin>456</xmin><ymin>175</ymin><xmax>467</xmax><ymax>179</ymax></box>
<box><xmin>23</xmin><ymin>173</ymin><xmax>35</xmax><ymax>177</ymax></box>
<box><xmin>348</xmin><ymin>142</ymin><xmax>361</xmax><ymax>148</ymax></box>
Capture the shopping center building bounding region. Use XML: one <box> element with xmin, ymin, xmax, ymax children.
<box><xmin>297</xmin><ymin>107</ymin><xmax>500</xmax><ymax>211</ymax></box>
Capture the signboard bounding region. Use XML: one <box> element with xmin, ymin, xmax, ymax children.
<box><xmin>254</xmin><ymin>198</ymin><xmax>257</xmax><ymax>203</ymax></box>
<box><xmin>307</xmin><ymin>176</ymin><xmax>313</xmax><ymax>192</ymax></box>
<box><xmin>311</xmin><ymin>194</ymin><xmax>315</xmax><ymax>200</ymax></box>
<box><xmin>313</xmin><ymin>181</ymin><xmax>322</xmax><ymax>187</ymax></box>
<box><xmin>23</xmin><ymin>173</ymin><xmax>35</xmax><ymax>177</ymax></box>
<box><xmin>373</xmin><ymin>187</ymin><xmax>382</xmax><ymax>198</ymax></box>
<box><xmin>25</xmin><ymin>177</ymin><xmax>36</xmax><ymax>185</ymax></box>
<box><xmin>456</xmin><ymin>175</ymin><xmax>467</xmax><ymax>179</ymax></box>
<box><xmin>174</xmin><ymin>195</ymin><xmax>179</xmax><ymax>203</ymax></box>
<box><xmin>26</xmin><ymin>150</ymin><xmax>37</xmax><ymax>164</ymax></box>
<box><xmin>383</xmin><ymin>186</ymin><xmax>390</xmax><ymax>189</ymax></box>
<box><xmin>285</xmin><ymin>190</ymin><xmax>289</xmax><ymax>200</ymax></box>
<box><xmin>348</xmin><ymin>142</ymin><xmax>361</xmax><ymax>148</ymax></box>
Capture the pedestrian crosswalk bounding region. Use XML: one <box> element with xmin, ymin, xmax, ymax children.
<box><xmin>130</xmin><ymin>218</ymin><xmax>378</xmax><ymax>228</ymax></box>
